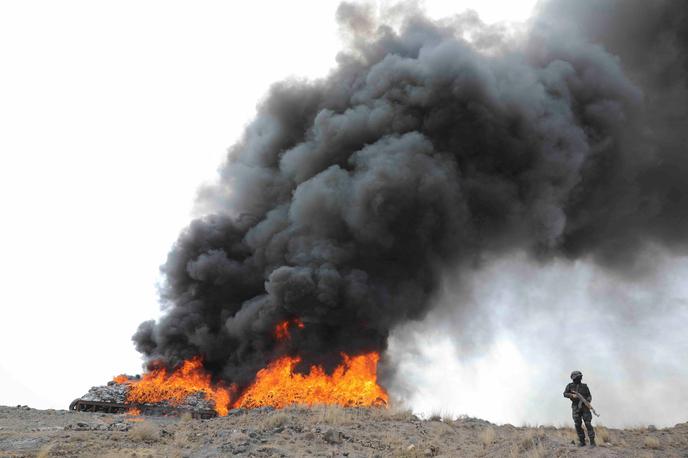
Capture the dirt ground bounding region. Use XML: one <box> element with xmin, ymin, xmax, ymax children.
<box><xmin>1</xmin><ymin>405</ymin><xmax>686</xmax><ymax>457</ymax></box>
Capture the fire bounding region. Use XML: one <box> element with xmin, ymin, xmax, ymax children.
<box><xmin>112</xmin><ymin>374</ymin><xmax>129</xmax><ymax>384</ymax></box>
<box><xmin>274</xmin><ymin>318</ymin><xmax>304</xmax><ymax>341</ymax></box>
<box><xmin>109</xmin><ymin>320</ymin><xmax>388</xmax><ymax>415</ymax></box>
<box><xmin>121</xmin><ymin>357</ymin><xmax>232</xmax><ymax>416</ymax></box>
<box><xmin>233</xmin><ymin>352</ymin><xmax>388</xmax><ymax>409</ymax></box>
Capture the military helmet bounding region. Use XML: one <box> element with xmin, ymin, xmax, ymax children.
<box><xmin>570</xmin><ymin>370</ymin><xmax>583</xmax><ymax>380</ymax></box>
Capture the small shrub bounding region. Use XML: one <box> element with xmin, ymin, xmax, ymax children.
<box><xmin>596</xmin><ymin>426</ymin><xmax>610</xmax><ymax>443</ymax></box>
<box><xmin>310</xmin><ymin>405</ymin><xmax>354</xmax><ymax>426</ymax></box>
<box><xmin>441</xmin><ymin>413</ymin><xmax>454</xmax><ymax>423</ymax></box>
<box><xmin>36</xmin><ymin>444</ymin><xmax>53</xmax><ymax>458</ymax></box>
<box><xmin>390</xmin><ymin>407</ymin><xmax>415</xmax><ymax>421</ymax></box>
<box><xmin>479</xmin><ymin>427</ymin><xmax>497</xmax><ymax>447</ymax></box>
<box><xmin>519</xmin><ymin>429</ymin><xmax>545</xmax><ymax>451</ymax></box>
<box><xmin>557</xmin><ymin>427</ymin><xmax>577</xmax><ymax>443</ymax></box>
<box><xmin>428</xmin><ymin>411</ymin><xmax>442</xmax><ymax>422</ymax></box>
<box><xmin>525</xmin><ymin>444</ymin><xmax>546</xmax><ymax>458</ymax></box>
<box><xmin>370</xmin><ymin>406</ymin><xmax>414</xmax><ymax>422</ymax></box>
<box><xmin>509</xmin><ymin>444</ymin><xmax>520</xmax><ymax>458</ymax></box>
<box><xmin>427</xmin><ymin>409</ymin><xmax>454</xmax><ymax>422</ymax></box>
<box><xmin>644</xmin><ymin>436</ymin><xmax>660</xmax><ymax>449</ymax></box>
<box><xmin>261</xmin><ymin>411</ymin><xmax>290</xmax><ymax>430</ymax></box>
<box><xmin>130</xmin><ymin>421</ymin><xmax>159</xmax><ymax>442</ymax></box>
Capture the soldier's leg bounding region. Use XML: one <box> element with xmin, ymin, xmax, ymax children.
<box><xmin>572</xmin><ymin>409</ymin><xmax>585</xmax><ymax>445</ymax></box>
<box><xmin>583</xmin><ymin>410</ymin><xmax>595</xmax><ymax>445</ymax></box>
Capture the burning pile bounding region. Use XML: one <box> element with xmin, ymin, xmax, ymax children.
<box><xmin>119</xmin><ymin>357</ymin><xmax>232</xmax><ymax>416</ymax></box>
<box><xmin>233</xmin><ymin>352</ymin><xmax>387</xmax><ymax>409</ymax></box>
<box><xmin>74</xmin><ymin>320</ymin><xmax>388</xmax><ymax>416</ymax></box>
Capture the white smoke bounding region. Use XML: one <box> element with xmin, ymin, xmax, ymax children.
<box><xmin>388</xmin><ymin>252</ymin><xmax>688</xmax><ymax>427</ymax></box>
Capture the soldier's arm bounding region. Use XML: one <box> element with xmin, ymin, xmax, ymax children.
<box><xmin>585</xmin><ymin>385</ymin><xmax>592</xmax><ymax>402</ymax></box>
<box><xmin>563</xmin><ymin>385</ymin><xmax>575</xmax><ymax>399</ymax></box>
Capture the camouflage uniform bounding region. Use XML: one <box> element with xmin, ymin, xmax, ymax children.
<box><xmin>563</xmin><ymin>381</ymin><xmax>595</xmax><ymax>445</ymax></box>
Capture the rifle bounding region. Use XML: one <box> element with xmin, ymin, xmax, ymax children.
<box><xmin>570</xmin><ymin>392</ymin><xmax>600</xmax><ymax>417</ymax></box>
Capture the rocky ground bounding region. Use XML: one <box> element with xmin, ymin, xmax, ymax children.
<box><xmin>1</xmin><ymin>405</ymin><xmax>687</xmax><ymax>457</ymax></box>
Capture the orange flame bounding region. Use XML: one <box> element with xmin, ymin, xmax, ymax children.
<box><xmin>112</xmin><ymin>374</ymin><xmax>130</xmax><ymax>384</ymax></box>
<box><xmin>124</xmin><ymin>357</ymin><xmax>232</xmax><ymax>416</ymax></box>
<box><xmin>110</xmin><ymin>320</ymin><xmax>387</xmax><ymax>414</ymax></box>
<box><xmin>233</xmin><ymin>352</ymin><xmax>388</xmax><ymax>409</ymax></box>
<box><xmin>274</xmin><ymin>318</ymin><xmax>304</xmax><ymax>341</ymax></box>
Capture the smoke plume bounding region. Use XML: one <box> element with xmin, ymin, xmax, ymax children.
<box><xmin>133</xmin><ymin>0</ymin><xmax>688</xmax><ymax>393</ymax></box>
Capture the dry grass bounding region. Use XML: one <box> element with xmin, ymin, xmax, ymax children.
<box><xmin>178</xmin><ymin>411</ymin><xmax>193</xmax><ymax>422</ymax></box>
<box><xmin>129</xmin><ymin>421</ymin><xmax>160</xmax><ymax>442</ymax></box>
<box><xmin>260</xmin><ymin>411</ymin><xmax>291</xmax><ymax>430</ymax></box>
<box><xmin>596</xmin><ymin>425</ymin><xmax>611</xmax><ymax>443</ymax></box>
<box><xmin>509</xmin><ymin>444</ymin><xmax>520</xmax><ymax>458</ymax></box>
<box><xmin>101</xmin><ymin>451</ymin><xmax>151</xmax><ymax>458</ymax></box>
<box><xmin>557</xmin><ymin>427</ymin><xmax>577</xmax><ymax>444</ymax></box>
<box><xmin>524</xmin><ymin>444</ymin><xmax>547</xmax><ymax>458</ymax></box>
<box><xmin>479</xmin><ymin>427</ymin><xmax>497</xmax><ymax>447</ymax></box>
<box><xmin>36</xmin><ymin>443</ymin><xmax>53</xmax><ymax>458</ymax></box>
<box><xmin>427</xmin><ymin>409</ymin><xmax>455</xmax><ymax>422</ymax></box>
<box><xmin>394</xmin><ymin>442</ymin><xmax>439</xmax><ymax>458</ymax></box>
<box><xmin>379</xmin><ymin>430</ymin><xmax>410</xmax><ymax>455</ymax></box>
<box><xmin>428</xmin><ymin>411</ymin><xmax>442</xmax><ymax>422</ymax></box>
<box><xmin>371</xmin><ymin>406</ymin><xmax>415</xmax><ymax>422</ymax></box>
<box><xmin>644</xmin><ymin>435</ymin><xmax>660</xmax><ymax>449</ymax></box>
<box><xmin>378</xmin><ymin>426</ymin><xmax>439</xmax><ymax>458</ymax></box>
<box><xmin>518</xmin><ymin>429</ymin><xmax>545</xmax><ymax>452</ymax></box>
<box><xmin>308</xmin><ymin>405</ymin><xmax>355</xmax><ymax>426</ymax></box>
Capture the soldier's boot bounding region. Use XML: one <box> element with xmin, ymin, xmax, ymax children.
<box><xmin>589</xmin><ymin>437</ymin><xmax>596</xmax><ymax>447</ymax></box>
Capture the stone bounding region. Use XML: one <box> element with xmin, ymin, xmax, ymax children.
<box><xmin>423</xmin><ymin>445</ymin><xmax>438</xmax><ymax>457</ymax></box>
<box><xmin>323</xmin><ymin>429</ymin><xmax>343</xmax><ymax>445</ymax></box>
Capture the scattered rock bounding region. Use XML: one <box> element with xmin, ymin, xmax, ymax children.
<box><xmin>106</xmin><ymin>422</ymin><xmax>130</xmax><ymax>432</ymax></box>
<box><xmin>423</xmin><ymin>445</ymin><xmax>439</xmax><ymax>456</ymax></box>
<box><xmin>65</xmin><ymin>422</ymin><xmax>93</xmax><ymax>431</ymax></box>
<box><xmin>323</xmin><ymin>429</ymin><xmax>343</xmax><ymax>445</ymax></box>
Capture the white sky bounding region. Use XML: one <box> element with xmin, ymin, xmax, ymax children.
<box><xmin>0</xmin><ymin>0</ymin><xmax>586</xmax><ymax>420</ymax></box>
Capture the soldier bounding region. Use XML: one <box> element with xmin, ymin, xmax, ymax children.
<box><xmin>563</xmin><ymin>370</ymin><xmax>596</xmax><ymax>447</ymax></box>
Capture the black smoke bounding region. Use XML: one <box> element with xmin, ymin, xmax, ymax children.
<box><xmin>133</xmin><ymin>1</ymin><xmax>688</xmax><ymax>389</ymax></box>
